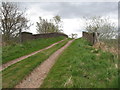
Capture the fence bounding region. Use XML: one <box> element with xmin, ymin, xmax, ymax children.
<box><xmin>21</xmin><ymin>32</ymin><xmax>68</xmax><ymax>42</ymax></box>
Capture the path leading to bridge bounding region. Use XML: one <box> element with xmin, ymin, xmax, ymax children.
<box><xmin>15</xmin><ymin>40</ymin><xmax>74</xmax><ymax>88</ymax></box>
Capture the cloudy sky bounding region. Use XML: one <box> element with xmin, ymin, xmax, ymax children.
<box><xmin>20</xmin><ymin>2</ymin><xmax>118</xmax><ymax>37</ymax></box>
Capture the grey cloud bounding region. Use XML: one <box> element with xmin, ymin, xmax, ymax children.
<box><xmin>33</xmin><ymin>2</ymin><xmax>118</xmax><ymax>19</ymax></box>
<box><xmin>21</xmin><ymin>2</ymin><xmax>118</xmax><ymax>19</ymax></box>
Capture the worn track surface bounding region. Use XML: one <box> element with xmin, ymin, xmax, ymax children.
<box><xmin>1</xmin><ymin>39</ymin><xmax>65</xmax><ymax>71</ymax></box>
<box><xmin>15</xmin><ymin>40</ymin><xmax>74</xmax><ymax>88</ymax></box>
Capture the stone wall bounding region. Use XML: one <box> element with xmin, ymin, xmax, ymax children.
<box><xmin>21</xmin><ymin>32</ymin><xmax>68</xmax><ymax>42</ymax></box>
<box><xmin>82</xmin><ymin>31</ymin><xmax>98</xmax><ymax>45</ymax></box>
<box><xmin>21</xmin><ymin>32</ymin><xmax>34</xmax><ymax>42</ymax></box>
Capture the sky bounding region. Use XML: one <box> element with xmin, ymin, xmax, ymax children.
<box><xmin>20</xmin><ymin>2</ymin><xmax>118</xmax><ymax>38</ymax></box>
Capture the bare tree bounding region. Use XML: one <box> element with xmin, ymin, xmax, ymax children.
<box><xmin>36</xmin><ymin>17</ymin><xmax>51</xmax><ymax>34</ymax></box>
<box><xmin>53</xmin><ymin>15</ymin><xmax>63</xmax><ymax>32</ymax></box>
<box><xmin>0</xmin><ymin>2</ymin><xmax>30</xmax><ymax>44</ymax></box>
<box><xmin>83</xmin><ymin>16</ymin><xmax>117</xmax><ymax>43</ymax></box>
<box><xmin>70</xmin><ymin>33</ymin><xmax>78</xmax><ymax>39</ymax></box>
<box><xmin>36</xmin><ymin>16</ymin><xmax>63</xmax><ymax>34</ymax></box>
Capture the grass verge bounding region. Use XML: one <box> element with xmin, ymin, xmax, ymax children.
<box><xmin>2</xmin><ymin>36</ymin><xmax>65</xmax><ymax>64</ymax></box>
<box><xmin>41</xmin><ymin>38</ymin><xmax>118</xmax><ymax>88</ymax></box>
<box><xmin>2</xmin><ymin>39</ymin><xmax>69</xmax><ymax>88</ymax></box>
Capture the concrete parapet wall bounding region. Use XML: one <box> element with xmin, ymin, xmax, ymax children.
<box><xmin>21</xmin><ymin>32</ymin><xmax>68</xmax><ymax>42</ymax></box>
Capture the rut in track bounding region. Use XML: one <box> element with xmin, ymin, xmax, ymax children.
<box><xmin>15</xmin><ymin>40</ymin><xmax>74</xmax><ymax>88</ymax></box>
<box><xmin>1</xmin><ymin>39</ymin><xmax>65</xmax><ymax>71</ymax></box>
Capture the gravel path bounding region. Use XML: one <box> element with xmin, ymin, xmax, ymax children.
<box><xmin>1</xmin><ymin>39</ymin><xmax>65</xmax><ymax>71</ymax></box>
<box><xmin>15</xmin><ymin>40</ymin><xmax>74</xmax><ymax>88</ymax></box>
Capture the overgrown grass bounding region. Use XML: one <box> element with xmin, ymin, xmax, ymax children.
<box><xmin>100</xmin><ymin>38</ymin><xmax>118</xmax><ymax>49</ymax></box>
<box><xmin>2</xmin><ymin>36</ymin><xmax>65</xmax><ymax>64</ymax></box>
<box><xmin>2</xmin><ymin>39</ymin><xmax>69</xmax><ymax>88</ymax></box>
<box><xmin>41</xmin><ymin>38</ymin><xmax>118</xmax><ymax>88</ymax></box>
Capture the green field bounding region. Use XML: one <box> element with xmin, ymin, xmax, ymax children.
<box><xmin>2</xmin><ymin>39</ymin><xmax>69</xmax><ymax>88</ymax></box>
<box><xmin>41</xmin><ymin>38</ymin><xmax>118</xmax><ymax>88</ymax></box>
<box><xmin>2</xmin><ymin>36</ymin><xmax>65</xmax><ymax>64</ymax></box>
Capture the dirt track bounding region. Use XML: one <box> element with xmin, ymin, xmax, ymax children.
<box><xmin>15</xmin><ymin>40</ymin><xmax>74</xmax><ymax>88</ymax></box>
<box><xmin>1</xmin><ymin>39</ymin><xmax>65</xmax><ymax>71</ymax></box>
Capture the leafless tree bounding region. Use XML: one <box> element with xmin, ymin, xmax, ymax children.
<box><xmin>53</xmin><ymin>15</ymin><xmax>63</xmax><ymax>32</ymax></box>
<box><xmin>0</xmin><ymin>2</ymin><xmax>30</xmax><ymax>44</ymax></box>
<box><xmin>70</xmin><ymin>33</ymin><xmax>78</xmax><ymax>39</ymax></box>
<box><xmin>83</xmin><ymin>16</ymin><xmax>117</xmax><ymax>43</ymax></box>
<box><xmin>36</xmin><ymin>16</ymin><xmax>63</xmax><ymax>34</ymax></box>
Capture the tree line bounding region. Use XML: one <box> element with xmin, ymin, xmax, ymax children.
<box><xmin>0</xmin><ymin>2</ymin><xmax>118</xmax><ymax>46</ymax></box>
<box><xmin>0</xmin><ymin>2</ymin><xmax>63</xmax><ymax>45</ymax></box>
